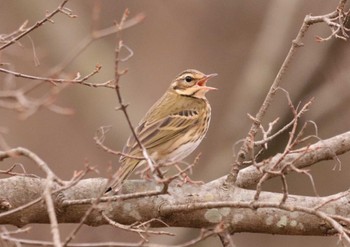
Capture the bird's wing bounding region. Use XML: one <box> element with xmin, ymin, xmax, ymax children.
<box><xmin>120</xmin><ymin>109</ymin><xmax>199</xmax><ymax>160</ymax></box>
<box><xmin>110</xmin><ymin>110</ymin><xmax>200</xmax><ymax>193</ymax></box>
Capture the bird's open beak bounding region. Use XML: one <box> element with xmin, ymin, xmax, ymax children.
<box><xmin>197</xmin><ymin>73</ymin><xmax>218</xmax><ymax>90</ymax></box>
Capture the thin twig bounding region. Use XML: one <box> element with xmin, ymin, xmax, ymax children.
<box><xmin>0</xmin><ymin>0</ymin><xmax>71</xmax><ymax>51</ymax></box>
<box><xmin>94</xmin><ymin>126</ymin><xmax>145</xmax><ymax>160</ymax></box>
<box><xmin>0</xmin><ymin>65</ymin><xmax>111</xmax><ymax>88</ymax></box>
<box><xmin>101</xmin><ymin>211</ymin><xmax>174</xmax><ymax>239</ymax></box>
<box><xmin>0</xmin><ymin>147</ymin><xmax>63</xmax><ymax>185</ymax></box>
<box><xmin>62</xmin><ymin>189</ymin><xmax>164</xmax><ymax>206</ymax></box>
<box><xmin>253</xmin><ymin>96</ymin><xmax>311</xmax><ymax>201</ymax></box>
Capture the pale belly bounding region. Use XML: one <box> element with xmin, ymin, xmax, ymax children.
<box><xmin>152</xmin><ymin>133</ymin><xmax>203</xmax><ymax>164</ymax></box>
<box><xmin>166</xmin><ymin>139</ymin><xmax>202</xmax><ymax>163</ymax></box>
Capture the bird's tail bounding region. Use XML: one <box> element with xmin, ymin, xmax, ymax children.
<box><xmin>105</xmin><ymin>159</ymin><xmax>140</xmax><ymax>194</ymax></box>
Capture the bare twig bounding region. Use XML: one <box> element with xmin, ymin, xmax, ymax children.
<box><xmin>253</xmin><ymin>95</ymin><xmax>313</xmax><ymax>201</ymax></box>
<box><xmin>0</xmin><ymin>65</ymin><xmax>111</xmax><ymax>88</ymax></box>
<box><xmin>0</xmin><ymin>163</ymin><xmax>39</xmax><ymax>178</ymax></box>
<box><xmin>0</xmin><ymin>0</ymin><xmax>71</xmax><ymax>51</ymax></box>
<box><xmin>62</xmin><ymin>189</ymin><xmax>164</xmax><ymax>206</ymax></box>
<box><xmin>0</xmin><ymin>78</ymin><xmax>74</xmax><ymax>118</ymax></box>
<box><xmin>0</xmin><ymin>147</ymin><xmax>63</xmax><ymax>185</ymax></box>
<box><xmin>94</xmin><ymin>125</ymin><xmax>144</xmax><ymax>160</ymax></box>
<box><xmin>254</xmin><ymin>89</ymin><xmax>313</xmax><ymax>147</ymax></box>
<box><xmin>101</xmin><ymin>211</ymin><xmax>174</xmax><ymax>240</ymax></box>
<box><xmin>112</xmin><ymin>9</ymin><xmax>164</xmax><ymax>187</ymax></box>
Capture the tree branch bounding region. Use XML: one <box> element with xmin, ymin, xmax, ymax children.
<box><xmin>0</xmin><ymin>0</ymin><xmax>71</xmax><ymax>51</ymax></box>
<box><xmin>1</xmin><ymin>176</ymin><xmax>350</xmax><ymax>238</ymax></box>
<box><xmin>0</xmin><ymin>130</ymin><xmax>350</xmax><ymax>240</ymax></box>
<box><xmin>235</xmin><ymin>130</ymin><xmax>350</xmax><ymax>188</ymax></box>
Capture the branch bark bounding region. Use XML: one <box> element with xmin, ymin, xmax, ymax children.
<box><xmin>235</xmin><ymin>130</ymin><xmax>350</xmax><ymax>188</ymax></box>
<box><xmin>1</xmin><ymin>130</ymin><xmax>350</xmax><ymax>237</ymax></box>
<box><xmin>0</xmin><ymin>176</ymin><xmax>349</xmax><ymax>237</ymax></box>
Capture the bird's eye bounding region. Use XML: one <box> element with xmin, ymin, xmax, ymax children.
<box><xmin>185</xmin><ymin>76</ymin><xmax>193</xmax><ymax>83</ymax></box>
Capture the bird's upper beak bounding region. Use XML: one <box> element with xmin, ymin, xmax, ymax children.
<box><xmin>197</xmin><ymin>73</ymin><xmax>218</xmax><ymax>90</ymax></box>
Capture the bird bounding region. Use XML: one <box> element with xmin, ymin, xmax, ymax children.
<box><xmin>107</xmin><ymin>69</ymin><xmax>217</xmax><ymax>193</ymax></box>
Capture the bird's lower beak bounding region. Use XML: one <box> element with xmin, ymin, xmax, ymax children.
<box><xmin>197</xmin><ymin>73</ymin><xmax>218</xmax><ymax>90</ymax></box>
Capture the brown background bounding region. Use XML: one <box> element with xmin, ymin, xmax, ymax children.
<box><xmin>1</xmin><ymin>0</ymin><xmax>350</xmax><ymax>246</ymax></box>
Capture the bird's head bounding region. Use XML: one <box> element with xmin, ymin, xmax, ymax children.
<box><xmin>171</xmin><ymin>69</ymin><xmax>217</xmax><ymax>99</ymax></box>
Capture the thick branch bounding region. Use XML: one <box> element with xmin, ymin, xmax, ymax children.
<box><xmin>235</xmin><ymin>130</ymin><xmax>350</xmax><ymax>188</ymax></box>
<box><xmin>0</xmin><ymin>176</ymin><xmax>349</xmax><ymax>237</ymax></box>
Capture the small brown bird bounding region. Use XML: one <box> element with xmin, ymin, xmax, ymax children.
<box><xmin>108</xmin><ymin>69</ymin><xmax>217</xmax><ymax>192</ymax></box>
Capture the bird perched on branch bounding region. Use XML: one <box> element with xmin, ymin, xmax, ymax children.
<box><xmin>107</xmin><ymin>69</ymin><xmax>217</xmax><ymax>193</ymax></box>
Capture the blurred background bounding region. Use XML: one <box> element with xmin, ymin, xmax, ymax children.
<box><xmin>1</xmin><ymin>0</ymin><xmax>350</xmax><ymax>246</ymax></box>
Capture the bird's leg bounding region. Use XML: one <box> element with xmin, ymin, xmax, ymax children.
<box><xmin>174</xmin><ymin>164</ymin><xmax>204</xmax><ymax>187</ymax></box>
<box><xmin>136</xmin><ymin>165</ymin><xmax>153</xmax><ymax>181</ymax></box>
<box><xmin>137</xmin><ymin>162</ymin><xmax>169</xmax><ymax>181</ymax></box>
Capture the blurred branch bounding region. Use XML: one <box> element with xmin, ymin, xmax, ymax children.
<box><xmin>0</xmin><ymin>225</ymin><xmax>216</xmax><ymax>247</ymax></box>
<box><xmin>0</xmin><ymin>65</ymin><xmax>112</xmax><ymax>88</ymax></box>
<box><xmin>0</xmin><ymin>0</ymin><xmax>72</xmax><ymax>51</ymax></box>
<box><xmin>0</xmin><ymin>4</ymin><xmax>144</xmax><ymax>120</ymax></box>
<box><xmin>0</xmin><ymin>79</ymin><xmax>74</xmax><ymax>118</ymax></box>
<box><xmin>0</xmin><ymin>147</ymin><xmax>63</xmax><ymax>184</ymax></box>
<box><xmin>48</xmin><ymin>11</ymin><xmax>145</xmax><ymax>75</ymax></box>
